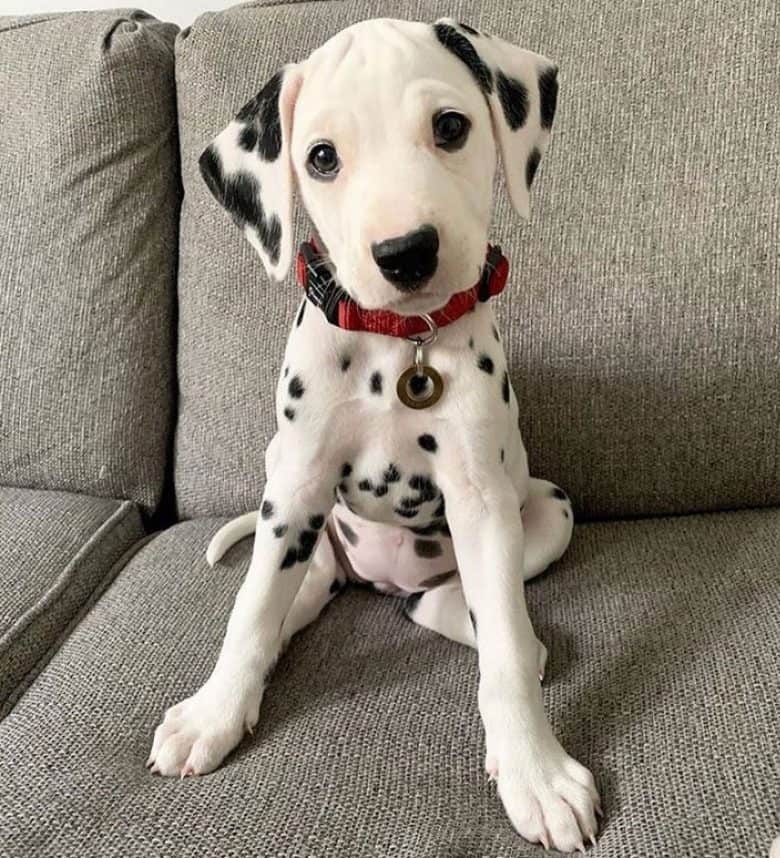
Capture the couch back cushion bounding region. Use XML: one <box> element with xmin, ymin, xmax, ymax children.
<box><xmin>174</xmin><ymin>0</ymin><xmax>779</xmax><ymax>521</ymax></box>
<box><xmin>0</xmin><ymin>11</ymin><xmax>180</xmax><ymax>516</ymax></box>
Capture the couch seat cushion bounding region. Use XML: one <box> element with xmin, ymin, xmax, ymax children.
<box><xmin>0</xmin><ymin>487</ymin><xmax>144</xmax><ymax>715</ymax></box>
<box><xmin>0</xmin><ymin>508</ymin><xmax>776</xmax><ymax>855</ymax></box>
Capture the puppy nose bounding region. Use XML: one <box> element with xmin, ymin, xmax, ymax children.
<box><xmin>371</xmin><ymin>225</ymin><xmax>439</xmax><ymax>290</ymax></box>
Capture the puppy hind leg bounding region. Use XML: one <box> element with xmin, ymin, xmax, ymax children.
<box><xmin>521</xmin><ymin>477</ymin><xmax>574</xmax><ymax>582</ymax></box>
<box><xmin>404</xmin><ymin>577</ymin><xmax>547</xmax><ymax>679</ymax></box>
<box><xmin>280</xmin><ymin>530</ymin><xmax>346</xmax><ymax>648</ymax></box>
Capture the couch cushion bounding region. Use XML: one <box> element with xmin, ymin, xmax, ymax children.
<box><xmin>0</xmin><ymin>487</ymin><xmax>144</xmax><ymax>716</ymax></box>
<box><xmin>172</xmin><ymin>0</ymin><xmax>780</xmax><ymax>521</ymax></box>
<box><xmin>0</xmin><ymin>11</ymin><xmax>179</xmax><ymax>516</ymax></box>
<box><xmin>0</xmin><ymin>508</ymin><xmax>776</xmax><ymax>855</ymax></box>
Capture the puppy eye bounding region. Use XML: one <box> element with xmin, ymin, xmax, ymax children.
<box><xmin>433</xmin><ymin>110</ymin><xmax>471</xmax><ymax>151</ymax></box>
<box><xmin>306</xmin><ymin>141</ymin><xmax>340</xmax><ymax>179</ymax></box>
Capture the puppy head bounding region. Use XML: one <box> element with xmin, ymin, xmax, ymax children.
<box><xmin>200</xmin><ymin>18</ymin><xmax>558</xmax><ymax>314</ymax></box>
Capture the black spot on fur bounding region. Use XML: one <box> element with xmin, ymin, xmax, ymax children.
<box><xmin>478</xmin><ymin>354</ymin><xmax>494</xmax><ymax>374</ymax></box>
<box><xmin>414</xmin><ymin>538</ymin><xmax>443</xmax><ymax>559</ymax></box>
<box><xmin>469</xmin><ymin>609</ymin><xmax>477</xmax><ymax>634</ymax></box>
<box><xmin>500</xmin><ymin>448</ymin><xmax>505</xmax><ymax>463</ymax></box>
<box><xmin>329</xmin><ymin>578</ymin><xmax>343</xmax><ymax>595</ymax></box>
<box><xmin>295</xmin><ymin>301</ymin><xmax>306</xmax><ymax>327</ymax></box>
<box><xmin>538</xmin><ymin>66</ymin><xmax>559</xmax><ymax>130</ymax></box>
<box><xmin>492</xmin><ymin>324</ymin><xmax>500</xmax><ymax>341</ymax></box>
<box><xmin>338</xmin><ymin>519</ymin><xmax>359</xmax><ymax>546</ymax></box>
<box><xmin>283</xmin><ymin>406</ymin><xmax>295</xmax><ymax>421</ymax></box>
<box><xmin>468</xmin><ymin>336</ymin><xmax>474</xmax><ymax>349</ymax></box>
<box><xmin>358</xmin><ymin>479</ymin><xmax>373</xmax><ymax>492</ymax></box>
<box><xmin>198</xmin><ymin>149</ymin><xmax>282</xmax><ymax>264</ymax></box>
<box><xmin>288</xmin><ymin>375</ymin><xmax>305</xmax><ymax>399</ymax></box>
<box><xmin>420</xmin><ymin>569</ymin><xmax>456</xmax><ymax>588</ymax></box>
<box><xmin>309</xmin><ymin>514</ymin><xmax>325</xmax><ymax>530</ymax></box>
<box><xmin>384</xmin><ymin>464</ymin><xmax>401</xmax><ymax>483</ymax></box>
<box><xmin>297</xmin><ymin>529</ymin><xmax>318</xmax><ymax>561</ymax></box>
<box><xmin>236</xmin><ymin>70</ymin><xmax>284</xmax><ymax>161</ymax></box>
<box><xmin>370</xmin><ymin>371</ymin><xmax>383</xmax><ymax>395</ymax></box>
<box><xmin>337</xmin><ymin>482</ymin><xmax>348</xmax><ymax>494</ymax></box>
<box><xmin>526</xmin><ymin>147</ymin><xmax>542</xmax><ymax>188</ymax></box>
<box><xmin>272</xmin><ymin>523</ymin><xmax>288</xmax><ymax>538</ymax></box>
<box><xmin>395</xmin><ymin>507</ymin><xmax>419</xmax><ymax>519</ymax></box>
<box><xmin>552</xmin><ymin>486</ymin><xmax>569</xmax><ymax>502</ymax></box>
<box><xmin>374</xmin><ymin>485</ymin><xmax>388</xmax><ymax>497</ymax></box>
<box><xmin>404</xmin><ymin>591</ymin><xmax>424</xmax><ymax>616</ymax></box>
<box><xmin>280</xmin><ymin>547</ymin><xmax>298</xmax><ymax>570</ymax></box>
<box><xmin>408</xmin><ymin>475</ymin><xmax>438</xmax><ymax>503</ymax></box>
<box><xmin>433</xmin><ymin>23</ymin><xmax>493</xmax><ymax>94</ymax></box>
<box><xmin>496</xmin><ymin>71</ymin><xmax>529</xmax><ymax>130</ymax></box>
<box><xmin>261</xmin><ymin>500</ymin><xmax>274</xmax><ymax>519</ymax></box>
<box><xmin>434</xmin><ymin>497</ymin><xmax>446</xmax><ymax>519</ymax></box>
<box><xmin>341</xmin><ymin>463</ymin><xmax>352</xmax><ymax>478</ymax></box>
<box><xmin>283</xmin><ymin>366</ymin><xmax>289</xmax><ymax>377</ymax></box>
<box><xmin>400</xmin><ymin>496</ymin><xmax>422</xmax><ymax>510</ymax></box>
<box><xmin>418</xmin><ymin>434</ymin><xmax>438</xmax><ymax>453</ymax></box>
<box><xmin>563</xmin><ymin>508</ymin><xmax>571</xmax><ymax>519</ymax></box>
<box><xmin>458</xmin><ymin>21</ymin><xmax>479</xmax><ymax>35</ymax></box>
<box><xmin>238</xmin><ymin>123</ymin><xmax>258</xmax><ymax>152</ymax></box>
<box><xmin>502</xmin><ymin>371</ymin><xmax>510</xmax><ymax>404</ymax></box>
<box><xmin>340</xmin><ymin>355</ymin><xmax>351</xmax><ymax>372</ymax></box>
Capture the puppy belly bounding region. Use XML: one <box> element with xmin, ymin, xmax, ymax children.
<box><xmin>328</xmin><ymin>505</ymin><xmax>456</xmax><ymax>596</ymax></box>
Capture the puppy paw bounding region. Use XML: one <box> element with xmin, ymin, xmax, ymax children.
<box><xmin>497</xmin><ymin>748</ymin><xmax>600</xmax><ymax>852</ymax></box>
<box><xmin>147</xmin><ymin>681</ymin><xmax>261</xmax><ymax>778</ymax></box>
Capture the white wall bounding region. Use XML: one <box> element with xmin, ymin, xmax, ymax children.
<box><xmin>0</xmin><ymin>0</ymin><xmax>241</xmax><ymax>27</ymax></box>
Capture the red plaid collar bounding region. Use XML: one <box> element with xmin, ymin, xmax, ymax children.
<box><xmin>295</xmin><ymin>240</ymin><xmax>509</xmax><ymax>339</ymax></box>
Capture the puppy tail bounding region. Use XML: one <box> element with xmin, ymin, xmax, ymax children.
<box><xmin>206</xmin><ymin>511</ymin><xmax>259</xmax><ymax>566</ymax></box>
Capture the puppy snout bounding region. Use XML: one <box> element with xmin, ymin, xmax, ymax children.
<box><xmin>371</xmin><ymin>225</ymin><xmax>439</xmax><ymax>291</ymax></box>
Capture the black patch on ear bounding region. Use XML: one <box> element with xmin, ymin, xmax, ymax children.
<box><xmin>496</xmin><ymin>72</ymin><xmax>529</xmax><ymax>130</ymax></box>
<box><xmin>433</xmin><ymin>23</ymin><xmax>493</xmax><ymax>95</ymax></box>
<box><xmin>458</xmin><ymin>21</ymin><xmax>480</xmax><ymax>35</ymax></box>
<box><xmin>236</xmin><ymin>70</ymin><xmax>284</xmax><ymax>161</ymax></box>
<box><xmin>526</xmin><ymin>147</ymin><xmax>542</xmax><ymax>188</ymax></box>
<box><xmin>238</xmin><ymin>124</ymin><xmax>258</xmax><ymax>152</ymax></box>
<box><xmin>198</xmin><ymin>147</ymin><xmax>282</xmax><ymax>265</ymax></box>
<box><xmin>538</xmin><ymin>66</ymin><xmax>558</xmax><ymax>130</ymax></box>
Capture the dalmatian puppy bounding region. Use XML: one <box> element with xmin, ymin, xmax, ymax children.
<box><xmin>149</xmin><ymin>18</ymin><xmax>601</xmax><ymax>852</ymax></box>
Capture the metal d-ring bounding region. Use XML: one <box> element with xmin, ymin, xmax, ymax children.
<box><xmin>397</xmin><ymin>314</ymin><xmax>444</xmax><ymax>410</ymax></box>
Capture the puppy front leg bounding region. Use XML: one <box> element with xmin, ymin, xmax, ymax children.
<box><xmin>148</xmin><ymin>460</ymin><xmax>334</xmax><ymax>778</ymax></box>
<box><xmin>441</xmin><ymin>471</ymin><xmax>600</xmax><ymax>853</ymax></box>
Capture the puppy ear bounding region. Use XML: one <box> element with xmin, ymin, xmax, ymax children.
<box><xmin>199</xmin><ymin>65</ymin><xmax>303</xmax><ymax>281</ymax></box>
<box><xmin>433</xmin><ymin>19</ymin><xmax>558</xmax><ymax>219</ymax></box>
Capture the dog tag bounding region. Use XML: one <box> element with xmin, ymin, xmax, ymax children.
<box><xmin>397</xmin><ymin>320</ymin><xmax>444</xmax><ymax>409</ymax></box>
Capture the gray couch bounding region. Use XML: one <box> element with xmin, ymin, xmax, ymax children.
<box><xmin>0</xmin><ymin>2</ymin><xmax>777</xmax><ymax>856</ymax></box>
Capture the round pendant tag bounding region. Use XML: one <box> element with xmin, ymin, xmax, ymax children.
<box><xmin>396</xmin><ymin>365</ymin><xmax>444</xmax><ymax>409</ymax></box>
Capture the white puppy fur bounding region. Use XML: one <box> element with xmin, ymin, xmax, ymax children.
<box><xmin>149</xmin><ymin>18</ymin><xmax>601</xmax><ymax>853</ymax></box>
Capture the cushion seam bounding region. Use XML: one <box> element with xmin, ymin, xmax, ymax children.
<box><xmin>0</xmin><ymin>500</ymin><xmax>140</xmax><ymax>651</ymax></box>
<box><xmin>0</xmin><ymin>528</ymin><xmax>155</xmax><ymax>720</ymax></box>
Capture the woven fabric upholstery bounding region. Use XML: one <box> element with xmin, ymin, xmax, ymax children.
<box><xmin>0</xmin><ymin>11</ymin><xmax>180</xmax><ymax>515</ymax></box>
<box><xmin>0</xmin><ymin>508</ymin><xmax>777</xmax><ymax>856</ymax></box>
<box><xmin>0</xmin><ymin>487</ymin><xmax>144</xmax><ymax>715</ymax></box>
<box><xmin>173</xmin><ymin>0</ymin><xmax>779</xmax><ymax>521</ymax></box>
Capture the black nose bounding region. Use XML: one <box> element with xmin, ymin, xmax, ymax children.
<box><xmin>371</xmin><ymin>225</ymin><xmax>439</xmax><ymax>290</ymax></box>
